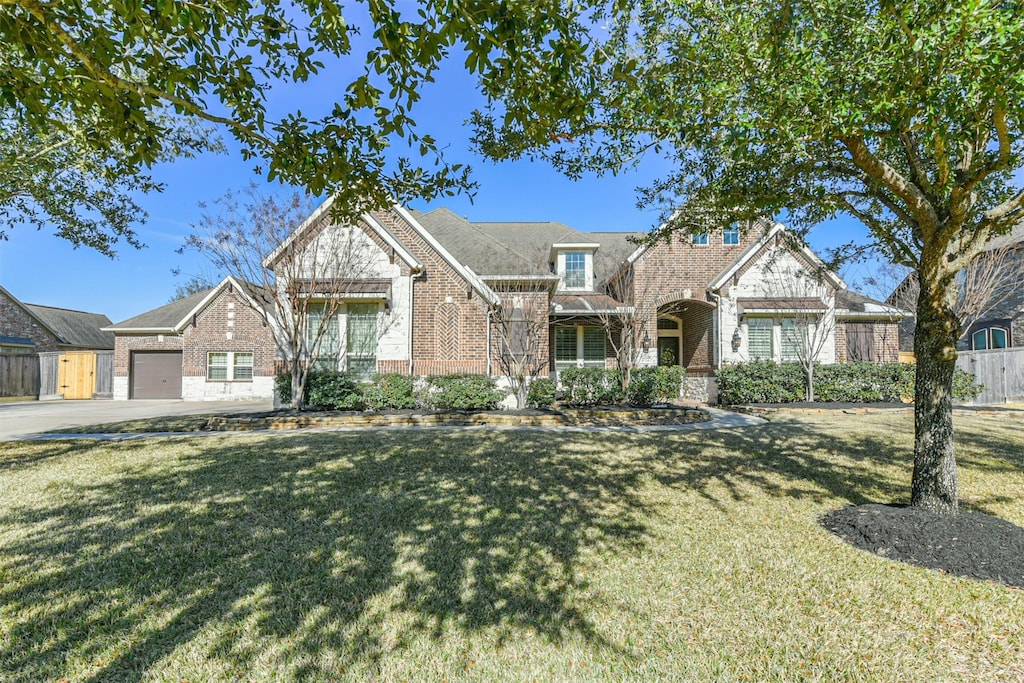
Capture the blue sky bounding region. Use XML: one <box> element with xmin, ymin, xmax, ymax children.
<box><xmin>1</xmin><ymin>52</ymin><xmax>876</xmax><ymax>324</ymax></box>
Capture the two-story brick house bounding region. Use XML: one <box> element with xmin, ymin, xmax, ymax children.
<box><xmin>107</xmin><ymin>198</ymin><xmax>903</xmax><ymax>401</ymax></box>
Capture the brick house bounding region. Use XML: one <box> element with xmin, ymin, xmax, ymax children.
<box><xmin>1</xmin><ymin>285</ymin><xmax>114</xmax><ymax>354</ymax></box>
<box><xmin>105</xmin><ymin>277</ymin><xmax>276</xmax><ymax>400</ymax></box>
<box><xmin>107</xmin><ymin>198</ymin><xmax>903</xmax><ymax>401</ymax></box>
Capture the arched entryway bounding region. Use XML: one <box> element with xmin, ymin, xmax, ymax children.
<box><xmin>656</xmin><ymin>299</ymin><xmax>716</xmax><ymax>370</ymax></box>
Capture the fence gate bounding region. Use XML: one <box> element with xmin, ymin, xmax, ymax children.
<box><xmin>39</xmin><ymin>352</ymin><xmax>61</xmax><ymax>399</ymax></box>
<box><xmin>58</xmin><ymin>351</ymin><xmax>97</xmax><ymax>400</ymax></box>
<box><xmin>957</xmin><ymin>347</ymin><xmax>1024</xmax><ymax>405</ymax></box>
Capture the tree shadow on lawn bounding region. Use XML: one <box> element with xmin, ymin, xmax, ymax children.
<box><xmin>0</xmin><ymin>417</ymin><xmax>1016</xmax><ymax>680</ymax></box>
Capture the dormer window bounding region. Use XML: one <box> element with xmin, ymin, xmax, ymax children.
<box><xmin>551</xmin><ymin>242</ymin><xmax>600</xmax><ymax>291</ymax></box>
<box><xmin>564</xmin><ymin>252</ymin><xmax>586</xmax><ymax>288</ymax></box>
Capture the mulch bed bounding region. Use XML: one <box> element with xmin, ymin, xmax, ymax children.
<box><xmin>821</xmin><ymin>504</ymin><xmax>1024</xmax><ymax>589</ymax></box>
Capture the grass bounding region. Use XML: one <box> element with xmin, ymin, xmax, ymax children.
<box><xmin>1</xmin><ymin>410</ymin><xmax>1022</xmax><ymax>682</ymax></box>
<box><xmin>45</xmin><ymin>414</ymin><xmax>217</xmax><ymax>434</ymax></box>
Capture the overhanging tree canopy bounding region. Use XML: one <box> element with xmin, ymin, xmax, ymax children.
<box><xmin>0</xmin><ymin>0</ymin><xmax>603</xmax><ymax>252</ymax></box>
<box><xmin>475</xmin><ymin>0</ymin><xmax>1024</xmax><ymax>514</ymax></box>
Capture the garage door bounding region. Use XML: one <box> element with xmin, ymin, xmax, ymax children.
<box><xmin>131</xmin><ymin>352</ymin><xmax>182</xmax><ymax>399</ymax></box>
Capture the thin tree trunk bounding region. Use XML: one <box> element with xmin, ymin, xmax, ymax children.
<box><xmin>806</xmin><ymin>363</ymin><xmax>815</xmax><ymax>402</ymax></box>
<box><xmin>911</xmin><ymin>276</ymin><xmax>959</xmax><ymax>515</ymax></box>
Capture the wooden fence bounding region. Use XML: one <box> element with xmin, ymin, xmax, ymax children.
<box><xmin>0</xmin><ymin>353</ymin><xmax>40</xmax><ymax>397</ymax></box>
<box><xmin>956</xmin><ymin>347</ymin><xmax>1024</xmax><ymax>405</ymax></box>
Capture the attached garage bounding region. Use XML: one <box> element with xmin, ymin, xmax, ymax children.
<box><xmin>131</xmin><ymin>351</ymin><xmax>182</xmax><ymax>399</ymax></box>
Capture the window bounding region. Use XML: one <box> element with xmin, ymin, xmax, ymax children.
<box><xmin>723</xmin><ymin>224</ymin><xmax>740</xmax><ymax>245</ymax></box>
<box><xmin>207</xmin><ymin>351</ymin><xmax>254</xmax><ymax>381</ymax></box>
<box><xmin>554</xmin><ymin>325</ymin><xmax>606</xmax><ymax>372</ymax></box>
<box><xmin>307</xmin><ymin>302</ymin><xmax>341</xmax><ymax>369</ymax></box>
<box><xmin>780</xmin><ymin>318</ymin><xmax>802</xmax><ymax>362</ymax></box>
<box><xmin>972</xmin><ymin>326</ymin><xmax>1009</xmax><ymax>350</ymax></box>
<box><xmin>564</xmin><ymin>251</ymin><xmax>586</xmax><ymax>288</ymax></box>
<box><xmin>747</xmin><ymin>318</ymin><xmax>773</xmax><ymax>360</ymax></box>
<box><xmin>691</xmin><ymin>232</ymin><xmax>709</xmax><ymax>245</ymax></box>
<box><xmin>346</xmin><ymin>303</ymin><xmax>378</xmax><ymax>380</ymax></box>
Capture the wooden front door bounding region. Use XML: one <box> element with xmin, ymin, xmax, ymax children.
<box><xmin>657</xmin><ymin>337</ymin><xmax>680</xmax><ymax>366</ymax></box>
<box><xmin>58</xmin><ymin>351</ymin><xmax>96</xmax><ymax>399</ymax></box>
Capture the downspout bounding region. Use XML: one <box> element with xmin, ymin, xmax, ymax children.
<box><xmin>408</xmin><ymin>268</ymin><xmax>420</xmax><ymax>376</ymax></box>
<box><xmin>708</xmin><ymin>289</ymin><xmax>723</xmax><ymax>369</ymax></box>
<box><xmin>486</xmin><ymin>306</ymin><xmax>493</xmax><ymax>377</ymax></box>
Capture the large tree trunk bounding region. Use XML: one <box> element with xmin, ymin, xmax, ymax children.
<box><xmin>911</xmin><ymin>273</ymin><xmax>960</xmax><ymax>515</ymax></box>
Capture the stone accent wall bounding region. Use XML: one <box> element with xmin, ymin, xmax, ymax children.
<box><xmin>0</xmin><ymin>289</ymin><xmax>61</xmax><ymax>352</ymax></box>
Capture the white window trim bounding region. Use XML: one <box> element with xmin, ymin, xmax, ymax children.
<box><xmin>972</xmin><ymin>326</ymin><xmax>1009</xmax><ymax>350</ymax></box>
<box><xmin>207</xmin><ymin>351</ymin><xmax>254</xmax><ymax>382</ymax></box>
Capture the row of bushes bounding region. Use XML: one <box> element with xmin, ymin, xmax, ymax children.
<box><xmin>553</xmin><ymin>366</ymin><xmax>686</xmax><ymax>407</ymax></box>
<box><xmin>278</xmin><ymin>366</ymin><xmax>689</xmax><ymax>411</ymax></box>
<box><xmin>715</xmin><ymin>361</ymin><xmax>983</xmax><ymax>404</ymax></box>
<box><xmin>277</xmin><ymin>372</ymin><xmax>508</xmax><ymax>411</ymax></box>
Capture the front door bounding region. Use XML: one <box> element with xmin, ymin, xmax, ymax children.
<box><xmin>657</xmin><ymin>337</ymin><xmax>679</xmax><ymax>366</ymax></box>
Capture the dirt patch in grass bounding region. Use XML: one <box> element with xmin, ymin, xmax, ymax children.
<box><xmin>822</xmin><ymin>504</ymin><xmax>1024</xmax><ymax>589</ymax></box>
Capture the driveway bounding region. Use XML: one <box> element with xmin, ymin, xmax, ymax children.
<box><xmin>0</xmin><ymin>399</ymin><xmax>274</xmax><ymax>440</ymax></box>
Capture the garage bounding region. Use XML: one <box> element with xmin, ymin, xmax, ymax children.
<box><xmin>131</xmin><ymin>351</ymin><xmax>182</xmax><ymax>399</ymax></box>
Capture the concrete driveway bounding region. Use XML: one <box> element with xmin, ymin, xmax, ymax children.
<box><xmin>0</xmin><ymin>399</ymin><xmax>273</xmax><ymax>440</ymax></box>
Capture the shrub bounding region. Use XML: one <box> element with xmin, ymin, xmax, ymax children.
<box><xmin>716</xmin><ymin>361</ymin><xmax>984</xmax><ymax>405</ymax></box>
<box><xmin>526</xmin><ymin>377</ymin><xmax>557</xmax><ymax>409</ymax></box>
<box><xmin>275</xmin><ymin>372</ymin><xmax>293</xmax><ymax>405</ymax></box>
<box><xmin>363</xmin><ymin>373</ymin><xmax>417</xmax><ymax>410</ymax></box>
<box><xmin>560</xmin><ymin>367</ymin><xmax>624</xmax><ymax>406</ymax></box>
<box><xmin>626</xmin><ymin>369</ymin><xmax>656</xmax><ymax>406</ymax></box>
<box><xmin>421</xmin><ymin>374</ymin><xmax>507</xmax><ymax>411</ymax></box>
<box><xmin>652</xmin><ymin>365</ymin><xmax>687</xmax><ymax>402</ymax></box>
<box><xmin>306</xmin><ymin>371</ymin><xmax>364</xmax><ymax>410</ymax></box>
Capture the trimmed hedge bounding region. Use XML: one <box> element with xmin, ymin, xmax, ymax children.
<box><xmin>363</xmin><ymin>373</ymin><xmax>417</xmax><ymax>410</ymax></box>
<box><xmin>527</xmin><ymin>377</ymin><xmax>557</xmax><ymax>409</ymax></box>
<box><xmin>420</xmin><ymin>374</ymin><xmax>508</xmax><ymax>411</ymax></box>
<box><xmin>626</xmin><ymin>366</ymin><xmax>687</xmax><ymax>406</ymax></box>
<box><xmin>560</xmin><ymin>367</ymin><xmax>625</xmax><ymax>406</ymax></box>
<box><xmin>716</xmin><ymin>361</ymin><xmax>983</xmax><ymax>405</ymax></box>
<box><xmin>307</xmin><ymin>371</ymin><xmax>364</xmax><ymax>410</ymax></box>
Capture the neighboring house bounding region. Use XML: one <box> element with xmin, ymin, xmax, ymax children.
<box><xmin>889</xmin><ymin>220</ymin><xmax>1024</xmax><ymax>352</ymax></box>
<box><xmin>104</xmin><ymin>277</ymin><xmax>276</xmax><ymax>400</ymax></box>
<box><xmin>0</xmin><ymin>285</ymin><xmax>115</xmax><ymax>399</ymax></box>
<box><xmin>108</xmin><ymin>199</ymin><xmax>904</xmax><ymax>402</ymax></box>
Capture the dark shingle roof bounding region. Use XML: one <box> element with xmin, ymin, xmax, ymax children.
<box><xmin>411</xmin><ymin>208</ymin><xmax>643</xmax><ymax>283</ymax></box>
<box><xmin>106</xmin><ymin>288</ymin><xmax>215</xmax><ymax>331</ymax></box>
<box><xmin>22</xmin><ymin>304</ymin><xmax>114</xmax><ymax>349</ymax></box>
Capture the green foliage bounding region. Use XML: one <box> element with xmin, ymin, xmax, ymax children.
<box><xmin>526</xmin><ymin>378</ymin><xmax>557</xmax><ymax>409</ymax></box>
<box><xmin>275</xmin><ymin>372</ymin><xmax>293</xmax><ymax>406</ymax></box>
<box><xmin>306</xmin><ymin>372</ymin><xmax>364</xmax><ymax>411</ymax></box>
<box><xmin>2</xmin><ymin>1</ymin><xmax>602</xmax><ymax>253</ymax></box>
<box><xmin>560</xmin><ymin>368</ymin><xmax>625</xmax><ymax>406</ymax></box>
<box><xmin>363</xmin><ymin>373</ymin><xmax>417</xmax><ymax>410</ymax></box>
<box><xmin>625</xmin><ymin>370</ymin><xmax>656</xmax><ymax>406</ymax></box>
<box><xmin>716</xmin><ymin>362</ymin><xmax>983</xmax><ymax>405</ymax></box>
<box><xmin>421</xmin><ymin>375</ymin><xmax>507</xmax><ymax>411</ymax></box>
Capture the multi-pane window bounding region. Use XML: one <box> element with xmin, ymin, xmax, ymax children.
<box><xmin>972</xmin><ymin>327</ymin><xmax>1009</xmax><ymax>350</ymax></box>
<box><xmin>306</xmin><ymin>302</ymin><xmax>341</xmax><ymax>369</ymax></box>
<box><xmin>564</xmin><ymin>251</ymin><xmax>586</xmax><ymax>288</ymax></box>
<box><xmin>780</xmin><ymin>318</ymin><xmax>802</xmax><ymax>362</ymax></box>
<box><xmin>554</xmin><ymin>325</ymin><xmax>606</xmax><ymax>372</ymax></box>
<box><xmin>723</xmin><ymin>224</ymin><xmax>740</xmax><ymax>245</ymax></box>
<box><xmin>691</xmin><ymin>232</ymin><xmax>709</xmax><ymax>245</ymax></box>
<box><xmin>207</xmin><ymin>351</ymin><xmax>254</xmax><ymax>381</ymax></box>
<box><xmin>347</xmin><ymin>303</ymin><xmax>378</xmax><ymax>380</ymax></box>
<box><xmin>747</xmin><ymin>318</ymin><xmax>773</xmax><ymax>360</ymax></box>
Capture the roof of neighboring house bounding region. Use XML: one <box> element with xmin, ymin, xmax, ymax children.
<box><xmin>22</xmin><ymin>304</ymin><xmax>115</xmax><ymax>349</ymax></box>
<box><xmin>985</xmin><ymin>218</ymin><xmax>1024</xmax><ymax>251</ymax></box>
<box><xmin>835</xmin><ymin>289</ymin><xmax>909</xmax><ymax>319</ymax></box>
<box><xmin>0</xmin><ymin>285</ymin><xmax>114</xmax><ymax>349</ymax></box>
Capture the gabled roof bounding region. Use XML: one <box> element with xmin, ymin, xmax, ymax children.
<box><xmin>835</xmin><ymin>289</ymin><xmax>910</xmax><ymax>319</ymax></box>
<box><xmin>411</xmin><ymin>208</ymin><xmax>643</xmax><ymax>284</ymax></box>
<box><xmin>105</xmin><ymin>276</ymin><xmax>272</xmax><ymax>333</ymax></box>
<box><xmin>0</xmin><ymin>285</ymin><xmax>114</xmax><ymax>349</ymax></box>
<box><xmin>708</xmin><ymin>222</ymin><xmax>846</xmax><ymax>292</ymax></box>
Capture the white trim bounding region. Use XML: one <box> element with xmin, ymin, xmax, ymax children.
<box><xmin>392</xmin><ymin>204</ymin><xmax>501</xmax><ymax>306</ymax></box>
<box><xmin>361</xmin><ymin>212</ymin><xmax>423</xmax><ymax>269</ymax></box>
<box><xmin>263</xmin><ymin>195</ymin><xmax>337</xmax><ymax>268</ymax></box>
<box><xmin>709</xmin><ymin>222</ymin><xmax>846</xmax><ymax>292</ymax></box>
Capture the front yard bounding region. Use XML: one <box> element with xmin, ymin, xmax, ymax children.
<box><xmin>1</xmin><ymin>411</ymin><xmax>1022</xmax><ymax>681</ymax></box>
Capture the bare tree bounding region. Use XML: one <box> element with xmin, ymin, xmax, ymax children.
<box><xmin>491</xmin><ymin>285</ymin><xmax>550</xmax><ymax>409</ymax></box>
<box><xmin>183</xmin><ymin>185</ymin><xmax>394</xmax><ymax>409</ymax></box>
<box><xmin>596</xmin><ymin>265</ymin><xmax>653</xmax><ymax>392</ymax></box>
<box><xmin>759</xmin><ymin>253</ymin><xmax>837</xmax><ymax>402</ymax></box>
<box><xmin>869</xmin><ymin>242</ymin><xmax>1018</xmax><ymax>350</ymax></box>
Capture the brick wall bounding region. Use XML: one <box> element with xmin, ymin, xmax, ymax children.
<box><xmin>181</xmin><ymin>288</ymin><xmax>277</xmax><ymax>377</ymax></box>
<box><xmin>113</xmin><ymin>333</ymin><xmax>184</xmax><ymax>375</ymax></box>
<box><xmin>372</xmin><ymin>207</ymin><xmax>493</xmax><ymax>375</ymax></box>
<box><xmin>0</xmin><ymin>289</ymin><xmax>61</xmax><ymax>352</ymax></box>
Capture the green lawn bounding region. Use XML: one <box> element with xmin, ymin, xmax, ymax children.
<box><xmin>2</xmin><ymin>411</ymin><xmax>1022</xmax><ymax>681</ymax></box>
